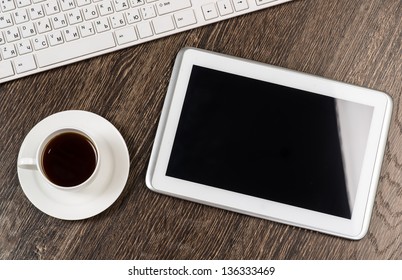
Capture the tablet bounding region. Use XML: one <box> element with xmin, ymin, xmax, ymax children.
<box><xmin>146</xmin><ymin>47</ymin><xmax>392</xmax><ymax>239</ymax></box>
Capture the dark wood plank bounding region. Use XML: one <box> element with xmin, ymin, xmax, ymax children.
<box><xmin>0</xmin><ymin>0</ymin><xmax>401</xmax><ymax>259</ymax></box>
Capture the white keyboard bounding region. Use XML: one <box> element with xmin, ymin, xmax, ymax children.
<box><xmin>0</xmin><ymin>0</ymin><xmax>291</xmax><ymax>83</ymax></box>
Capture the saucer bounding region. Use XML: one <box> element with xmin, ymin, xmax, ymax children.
<box><xmin>17</xmin><ymin>110</ymin><xmax>130</xmax><ymax>220</ymax></box>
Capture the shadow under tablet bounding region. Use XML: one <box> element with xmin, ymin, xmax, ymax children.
<box><xmin>166</xmin><ymin>66</ymin><xmax>373</xmax><ymax>220</ymax></box>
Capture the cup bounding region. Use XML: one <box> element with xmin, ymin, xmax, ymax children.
<box><xmin>18</xmin><ymin>128</ymin><xmax>100</xmax><ymax>190</ymax></box>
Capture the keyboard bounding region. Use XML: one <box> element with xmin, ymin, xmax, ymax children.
<box><xmin>0</xmin><ymin>0</ymin><xmax>292</xmax><ymax>83</ymax></box>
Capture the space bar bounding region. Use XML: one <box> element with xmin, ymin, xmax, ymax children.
<box><xmin>36</xmin><ymin>33</ymin><xmax>116</xmax><ymax>68</ymax></box>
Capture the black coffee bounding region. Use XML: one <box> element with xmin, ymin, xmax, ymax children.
<box><xmin>42</xmin><ymin>132</ymin><xmax>97</xmax><ymax>187</ymax></box>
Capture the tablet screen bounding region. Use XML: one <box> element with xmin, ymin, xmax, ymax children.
<box><xmin>166</xmin><ymin>65</ymin><xmax>374</xmax><ymax>219</ymax></box>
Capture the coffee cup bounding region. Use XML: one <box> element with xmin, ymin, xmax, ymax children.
<box><xmin>18</xmin><ymin>128</ymin><xmax>100</xmax><ymax>190</ymax></box>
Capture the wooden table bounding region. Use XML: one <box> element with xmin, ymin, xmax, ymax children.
<box><xmin>1</xmin><ymin>0</ymin><xmax>401</xmax><ymax>259</ymax></box>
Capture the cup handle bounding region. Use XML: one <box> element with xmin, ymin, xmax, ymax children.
<box><xmin>18</xmin><ymin>158</ymin><xmax>38</xmax><ymax>170</ymax></box>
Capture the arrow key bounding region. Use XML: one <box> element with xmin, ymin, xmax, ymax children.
<box><xmin>233</xmin><ymin>0</ymin><xmax>249</xmax><ymax>12</ymax></box>
<box><xmin>202</xmin><ymin>3</ymin><xmax>218</xmax><ymax>20</ymax></box>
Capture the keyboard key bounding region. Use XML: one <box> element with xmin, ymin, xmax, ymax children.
<box><xmin>202</xmin><ymin>4</ymin><xmax>218</xmax><ymax>20</ymax></box>
<box><xmin>51</xmin><ymin>14</ymin><xmax>68</xmax><ymax>29</ymax></box>
<box><xmin>110</xmin><ymin>13</ymin><xmax>126</xmax><ymax>28</ymax></box>
<box><xmin>125</xmin><ymin>10</ymin><xmax>141</xmax><ymax>24</ymax></box>
<box><xmin>156</xmin><ymin>0</ymin><xmax>191</xmax><ymax>15</ymax></box>
<box><xmin>233</xmin><ymin>0</ymin><xmax>249</xmax><ymax>11</ymax></box>
<box><xmin>83</xmin><ymin>5</ymin><xmax>99</xmax><ymax>20</ymax></box>
<box><xmin>20</xmin><ymin>22</ymin><xmax>37</xmax><ymax>38</ymax></box>
<box><xmin>36</xmin><ymin>18</ymin><xmax>52</xmax><ymax>33</ymax></box>
<box><xmin>36</xmin><ymin>32</ymin><xmax>116</xmax><ymax>67</ymax></box>
<box><xmin>140</xmin><ymin>5</ymin><xmax>156</xmax><ymax>19</ymax></box>
<box><xmin>66</xmin><ymin>9</ymin><xmax>83</xmax><ymax>24</ymax></box>
<box><xmin>129</xmin><ymin>0</ymin><xmax>144</xmax><ymax>7</ymax></box>
<box><xmin>29</xmin><ymin>4</ymin><xmax>45</xmax><ymax>19</ymax></box>
<box><xmin>14</xmin><ymin>54</ymin><xmax>37</xmax><ymax>73</ymax></box>
<box><xmin>5</xmin><ymin>26</ymin><xmax>21</xmax><ymax>42</ymax></box>
<box><xmin>115</xmin><ymin>26</ymin><xmax>137</xmax><ymax>45</ymax></box>
<box><xmin>13</xmin><ymin>9</ymin><xmax>29</xmax><ymax>24</ymax></box>
<box><xmin>137</xmin><ymin>21</ymin><xmax>152</xmax><ymax>38</ymax></box>
<box><xmin>174</xmin><ymin>9</ymin><xmax>197</xmax><ymax>28</ymax></box>
<box><xmin>16</xmin><ymin>39</ymin><xmax>33</xmax><ymax>54</ymax></box>
<box><xmin>64</xmin><ymin>26</ymin><xmax>80</xmax><ymax>41</ymax></box>
<box><xmin>1</xmin><ymin>44</ymin><xmax>17</xmax><ymax>59</ymax></box>
<box><xmin>94</xmin><ymin>17</ymin><xmax>111</xmax><ymax>33</ymax></box>
<box><xmin>48</xmin><ymin>30</ymin><xmax>64</xmax><ymax>46</ymax></box>
<box><xmin>32</xmin><ymin>34</ymin><xmax>48</xmax><ymax>50</ymax></box>
<box><xmin>44</xmin><ymin>0</ymin><xmax>61</xmax><ymax>15</ymax></box>
<box><xmin>79</xmin><ymin>22</ymin><xmax>96</xmax><ymax>36</ymax></box>
<box><xmin>0</xmin><ymin>60</ymin><xmax>14</xmax><ymax>79</ymax></box>
<box><xmin>76</xmin><ymin>0</ymin><xmax>91</xmax><ymax>7</ymax></box>
<box><xmin>16</xmin><ymin>0</ymin><xmax>32</xmax><ymax>8</ymax></box>
<box><xmin>113</xmin><ymin>0</ymin><xmax>129</xmax><ymax>12</ymax></box>
<box><xmin>153</xmin><ymin>15</ymin><xmax>175</xmax><ymax>34</ymax></box>
<box><xmin>98</xmin><ymin>1</ymin><xmax>114</xmax><ymax>16</ymax></box>
<box><xmin>0</xmin><ymin>13</ymin><xmax>13</xmax><ymax>29</ymax></box>
<box><xmin>256</xmin><ymin>0</ymin><xmax>277</xmax><ymax>5</ymax></box>
<box><xmin>59</xmin><ymin>0</ymin><xmax>76</xmax><ymax>11</ymax></box>
<box><xmin>1</xmin><ymin>0</ymin><xmax>16</xmax><ymax>12</ymax></box>
<box><xmin>217</xmin><ymin>0</ymin><xmax>233</xmax><ymax>16</ymax></box>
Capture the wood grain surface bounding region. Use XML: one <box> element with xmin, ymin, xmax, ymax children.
<box><xmin>1</xmin><ymin>0</ymin><xmax>401</xmax><ymax>259</ymax></box>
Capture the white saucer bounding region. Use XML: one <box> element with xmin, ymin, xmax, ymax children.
<box><xmin>17</xmin><ymin>110</ymin><xmax>130</xmax><ymax>220</ymax></box>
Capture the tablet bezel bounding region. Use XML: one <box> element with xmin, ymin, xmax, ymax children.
<box><xmin>146</xmin><ymin>47</ymin><xmax>392</xmax><ymax>239</ymax></box>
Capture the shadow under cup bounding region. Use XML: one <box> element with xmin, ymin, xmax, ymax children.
<box><xmin>39</xmin><ymin>129</ymin><xmax>99</xmax><ymax>189</ymax></box>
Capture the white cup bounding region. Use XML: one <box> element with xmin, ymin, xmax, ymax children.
<box><xmin>18</xmin><ymin>128</ymin><xmax>100</xmax><ymax>190</ymax></box>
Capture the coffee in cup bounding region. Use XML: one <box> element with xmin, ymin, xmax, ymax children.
<box><xmin>18</xmin><ymin>128</ymin><xmax>100</xmax><ymax>190</ymax></box>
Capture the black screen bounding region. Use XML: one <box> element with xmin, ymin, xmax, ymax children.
<box><xmin>166</xmin><ymin>65</ymin><xmax>352</xmax><ymax>219</ymax></box>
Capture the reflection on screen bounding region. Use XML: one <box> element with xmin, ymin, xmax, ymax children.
<box><xmin>166</xmin><ymin>66</ymin><xmax>373</xmax><ymax>219</ymax></box>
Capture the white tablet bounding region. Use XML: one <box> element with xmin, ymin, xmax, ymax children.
<box><xmin>146</xmin><ymin>47</ymin><xmax>392</xmax><ymax>239</ymax></box>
